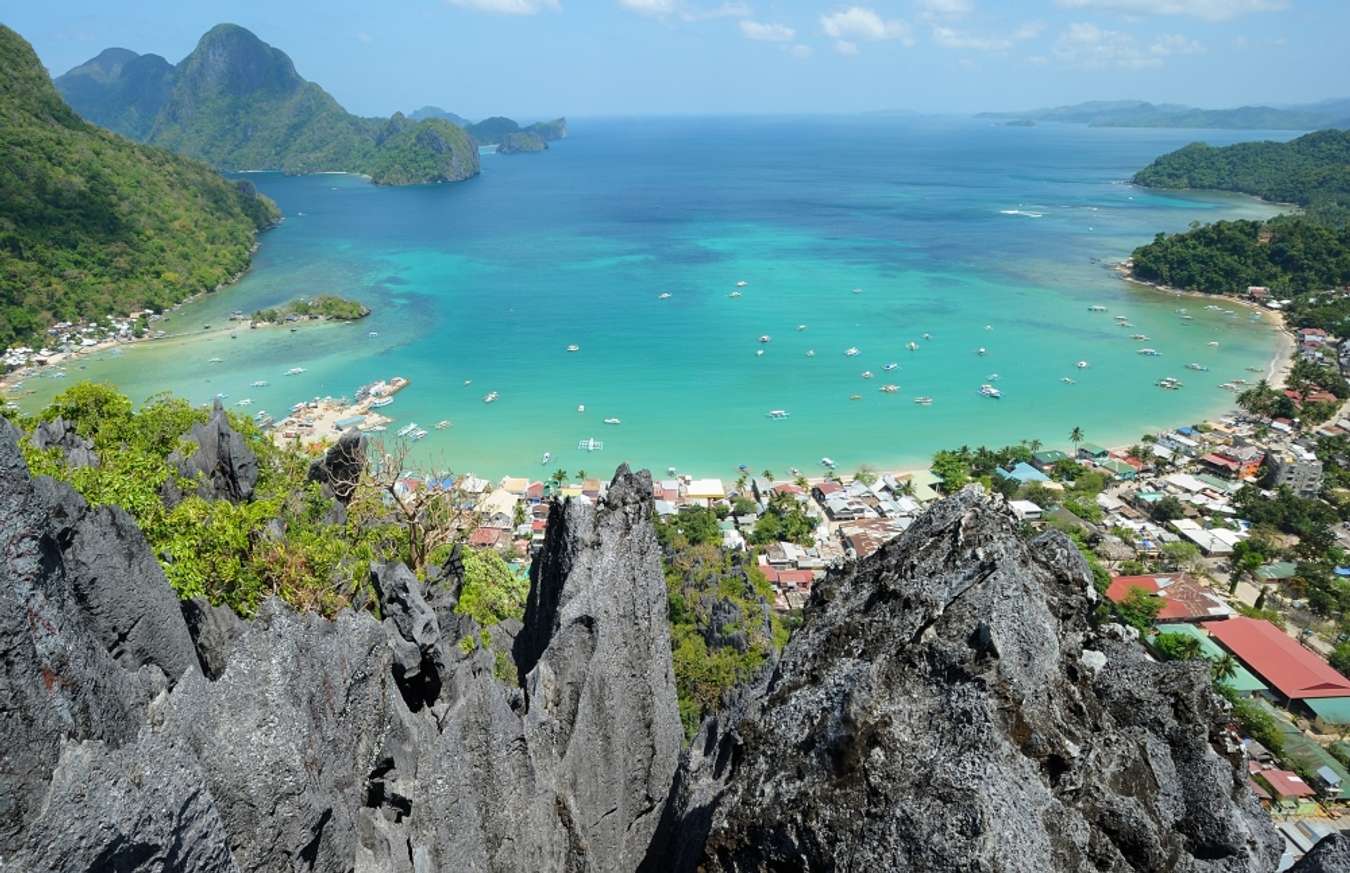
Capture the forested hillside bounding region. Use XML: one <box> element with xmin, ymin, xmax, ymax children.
<box><xmin>0</xmin><ymin>25</ymin><xmax>278</xmax><ymax>348</ymax></box>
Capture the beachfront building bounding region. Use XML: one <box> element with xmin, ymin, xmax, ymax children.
<box><xmin>994</xmin><ymin>462</ymin><xmax>1048</xmax><ymax>486</ymax></box>
<box><xmin>685</xmin><ymin>478</ymin><xmax>726</xmax><ymax>505</ymax></box>
<box><xmin>1031</xmin><ymin>449</ymin><xmax>1068</xmax><ymax>472</ymax></box>
<box><xmin>1075</xmin><ymin>443</ymin><xmax>1109</xmax><ymax>462</ymax></box>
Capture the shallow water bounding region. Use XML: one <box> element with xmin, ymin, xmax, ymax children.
<box><xmin>17</xmin><ymin>116</ymin><xmax>1289</xmax><ymax>479</ymax></box>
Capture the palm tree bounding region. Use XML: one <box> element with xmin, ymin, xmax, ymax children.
<box><xmin>762</xmin><ymin>469</ymin><xmax>775</xmax><ymax>483</ymax></box>
<box><xmin>551</xmin><ymin>468</ymin><xmax>568</xmax><ymax>486</ymax></box>
<box><xmin>1211</xmin><ymin>654</ymin><xmax>1239</xmax><ymax>686</ymax></box>
<box><xmin>1069</xmin><ymin>426</ymin><xmax>1084</xmax><ymax>455</ymax></box>
<box><xmin>576</xmin><ymin>469</ymin><xmax>588</xmax><ymax>482</ymax></box>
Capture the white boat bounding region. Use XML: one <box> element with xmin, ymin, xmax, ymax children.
<box><xmin>914</xmin><ymin>396</ymin><xmax>933</xmax><ymax>405</ymax></box>
<box><xmin>368</xmin><ymin>331</ymin><xmax>379</xmax><ymax>337</ymax></box>
<box><xmin>797</xmin><ymin>324</ymin><xmax>807</xmax><ymax>331</ymax></box>
<box><xmin>1180</xmin><ymin>315</ymin><xmax>1194</xmax><ymax>321</ymax></box>
<box><xmin>1076</xmin><ymin>360</ymin><xmax>1089</xmax><ymax>369</ymax></box>
<box><xmin>861</xmin><ymin>371</ymin><xmax>874</xmax><ymax>379</ymax></box>
<box><xmin>410</xmin><ymin>429</ymin><xmax>428</xmax><ymax>441</ymax></box>
<box><xmin>215</xmin><ymin>392</ymin><xmax>228</xmax><ymax>399</ymax></box>
<box><xmin>578</xmin><ymin>437</ymin><xmax>604</xmax><ymax>452</ymax></box>
<box><xmin>369</xmin><ymin>396</ymin><xmax>393</xmax><ymax>408</ymax></box>
<box><xmin>729</xmin><ymin>291</ymin><xmax>742</xmax><ymax>298</ymax></box>
<box><xmin>1061</xmin><ymin>377</ymin><xmax>1075</xmax><ymax>384</ymax></box>
<box><xmin>541</xmin><ymin>452</ymin><xmax>553</xmax><ymax>465</ymax></box>
<box><xmin>1207</xmin><ymin>340</ymin><xmax>1220</xmax><ymax>347</ymax></box>
<box><xmin>983</xmin><ymin>324</ymin><xmax>993</xmax><ymax>331</ymax></box>
<box><xmin>1157</xmin><ymin>377</ymin><xmax>1182</xmax><ymax>390</ymax></box>
<box><xmin>566</xmin><ymin>344</ymin><xmax>580</xmax><ymax>353</ymax></box>
<box><xmin>883</xmin><ymin>362</ymin><xmax>898</xmax><ymax>371</ymax></box>
<box><xmin>251</xmin><ymin>380</ymin><xmax>269</xmax><ymax>387</ymax></box>
<box><xmin>1137</xmin><ymin>348</ymin><xmax>1160</xmax><ymax>356</ymax></box>
<box><xmin>658</xmin><ymin>292</ymin><xmax>672</xmax><ymax>300</ymax></box>
<box><xmin>976</xmin><ymin>347</ymin><xmax>987</xmax><ymax>356</ymax></box>
<box><xmin>736</xmin><ymin>280</ymin><xmax>748</xmax><ymax>287</ymax></box>
<box><xmin>844</xmin><ymin>347</ymin><xmax>860</xmax><ymax>357</ymax></box>
<box><xmin>464</xmin><ymin>379</ymin><xmax>472</xmax><ymax>385</ymax></box>
<box><xmin>1088</xmin><ymin>305</ymin><xmax>1107</xmax><ymax>312</ymax></box>
<box><xmin>755</xmin><ymin>349</ymin><xmax>765</xmax><ymax>357</ymax></box>
<box><xmin>979</xmin><ymin>384</ymin><xmax>1002</xmax><ymax>399</ymax></box>
<box><xmin>397</xmin><ymin>422</ymin><xmax>419</xmax><ymax>438</ymax></box>
<box><xmin>577</xmin><ymin>404</ymin><xmax>585</xmax><ymax>413</ymax></box>
<box><xmin>766</xmin><ymin>409</ymin><xmax>790</xmax><ymax>419</ymax></box>
<box><xmin>906</xmin><ymin>342</ymin><xmax>919</xmax><ymax>351</ymax></box>
<box><xmin>921</xmin><ymin>332</ymin><xmax>932</xmax><ymax>340</ymax></box>
<box><xmin>820</xmin><ymin>457</ymin><xmax>836</xmax><ymax>468</ymax></box>
<box><xmin>1185</xmin><ymin>362</ymin><xmax>1209</xmax><ymax>372</ymax></box>
<box><xmin>987</xmin><ymin>373</ymin><xmax>1000</xmax><ymax>381</ymax></box>
<box><xmin>852</xmin><ymin>288</ymin><xmax>863</xmax><ymax>294</ymax></box>
<box><xmin>208</xmin><ymin>357</ymin><xmax>224</xmax><ymax>364</ymax></box>
<box><xmin>483</xmin><ymin>391</ymin><xmax>499</xmax><ymax>403</ymax></box>
<box><xmin>435</xmin><ymin>420</ymin><xmax>451</xmax><ymax>430</ymax></box>
<box><xmin>879</xmin><ymin>384</ymin><xmax>899</xmax><ymax>393</ymax></box>
<box><xmin>1115</xmin><ymin>315</ymin><xmax>1130</xmax><ymax>321</ymax></box>
<box><xmin>237</xmin><ymin>398</ymin><xmax>253</xmax><ymax>406</ymax></box>
<box><xmin>603</xmin><ymin>417</ymin><xmax>621</xmax><ymax>425</ymax></box>
<box><xmin>286</xmin><ymin>367</ymin><xmax>305</xmax><ymax>375</ymax></box>
<box><xmin>1131</xmin><ymin>334</ymin><xmax>1149</xmax><ymax>341</ymax></box>
<box><xmin>805</xmin><ymin>349</ymin><xmax>816</xmax><ymax>357</ymax></box>
<box><xmin>758</xmin><ymin>335</ymin><xmax>772</xmax><ymax>343</ymax></box>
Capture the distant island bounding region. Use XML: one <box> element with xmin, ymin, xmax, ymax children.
<box><xmin>981</xmin><ymin>98</ymin><xmax>1350</xmax><ymax>131</ymax></box>
<box><xmin>251</xmin><ymin>295</ymin><xmax>370</xmax><ymax>325</ymax></box>
<box><xmin>55</xmin><ymin>24</ymin><xmax>479</xmax><ymax>186</ymax></box>
<box><xmin>0</xmin><ymin>25</ymin><xmax>278</xmax><ymax>350</ymax></box>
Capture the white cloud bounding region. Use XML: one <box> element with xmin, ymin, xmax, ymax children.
<box><xmin>930</xmin><ymin>20</ymin><xmax>1042</xmax><ymax>51</ymax></box>
<box><xmin>618</xmin><ymin>0</ymin><xmax>749</xmax><ymax>20</ymax></box>
<box><xmin>1053</xmin><ymin>0</ymin><xmax>1286</xmax><ymax>22</ymax></box>
<box><xmin>820</xmin><ymin>6</ymin><xmax>914</xmax><ymax>49</ymax></box>
<box><xmin>786</xmin><ymin>43</ymin><xmax>814</xmax><ymax>58</ymax></box>
<box><xmin>1052</xmin><ymin>21</ymin><xmax>1201</xmax><ymax>69</ymax></box>
<box><xmin>917</xmin><ymin>0</ymin><xmax>972</xmax><ymax>18</ymax></box>
<box><xmin>447</xmin><ymin>0</ymin><xmax>559</xmax><ymax>14</ymax></box>
<box><xmin>740</xmin><ymin>20</ymin><xmax>796</xmax><ymax>42</ymax></box>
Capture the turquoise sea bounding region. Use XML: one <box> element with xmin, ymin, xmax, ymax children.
<box><xmin>17</xmin><ymin>116</ymin><xmax>1291</xmax><ymax>479</ymax></box>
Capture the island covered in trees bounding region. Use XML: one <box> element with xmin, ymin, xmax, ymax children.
<box><xmin>251</xmin><ymin>295</ymin><xmax>370</xmax><ymax>325</ymax></box>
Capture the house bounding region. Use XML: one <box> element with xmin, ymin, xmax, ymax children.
<box><xmin>1246</xmin><ymin>286</ymin><xmax>1270</xmax><ymax>301</ymax></box>
<box><xmin>1169</xmin><ymin>518</ymin><xmax>1244</xmax><ymax>556</ymax></box>
<box><xmin>1200</xmin><ymin>445</ymin><xmax>1264</xmax><ymax>480</ymax></box>
<box><xmin>1107</xmin><ymin>575</ymin><xmax>1231</xmax><ymax>622</ymax></box>
<box><xmin>994</xmin><ymin>462</ymin><xmax>1048</xmax><ymax>484</ymax></box>
<box><xmin>499</xmin><ymin>476</ymin><xmax>530</xmax><ymax>497</ymax></box>
<box><xmin>685</xmin><ymin>478</ymin><xmax>725</xmax><ymax>502</ymax></box>
<box><xmin>1031</xmin><ymin>449</ymin><xmax>1068</xmax><ymax>472</ymax></box>
<box><xmin>581</xmin><ymin>479</ymin><xmax>603</xmax><ymax>500</ymax></box>
<box><xmin>1253</xmin><ymin>768</ymin><xmax>1317</xmax><ymax>808</ymax></box>
<box><xmin>1206</xmin><ymin>618</ymin><xmax>1350</xmax><ymax>720</ymax></box>
<box><xmin>1008</xmin><ymin>499</ymin><xmax>1043</xmax><ymax>521</ymax></box>
<box><xmin>1264</xmin><ymin>446</ymin><xmax>1323</xmax><ymax>497</ymax></box>
<box><xmin>1158</xmin><ymin>432</ymin><xmax>1201</xmax><ymax>458</ymax></box>
<box><xmin>526</xmin><ymin>481</ymin><xmax>546</xmax><ymax>503</ymax></box>
<box><xmin>468</xmin><ymin>526</ymin><xmax>508</xmax><ymax>549</ymax></box>
<box><xmin>1095</xmin><ymin>458</ymin><xmax>1137</xmax><ymax>480</ymax></box>
<box><xmin>1075</xmin><ymin>442</ymin><xmax>1109</xmax><ymax>461</ymax></box>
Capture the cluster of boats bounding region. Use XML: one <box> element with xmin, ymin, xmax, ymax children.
<box><xmin>396</xmin><ymin>422</ymin><xmax>428</xmax><ymax>441</ymax></box>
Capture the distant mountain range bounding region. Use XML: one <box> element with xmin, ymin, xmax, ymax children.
<box><xmin>55</xmin><ymin>24</ymin><xmax>479</xmax><ymax>185</ymax></box>
<box><xmin>406</xmin><ymin>107</ymin><xmax>568</xmax><ymax>154</ymax></box>
<box><xmin>980</xmin><ymin>98</ymin><xmax>1350</xmax><ymax>130</ymax></box>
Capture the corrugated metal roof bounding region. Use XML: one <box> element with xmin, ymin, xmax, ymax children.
<box><xmin>1208</xmin><ymin>618</ymin><xmax>1350</xmax><ymax>700</ymax></box>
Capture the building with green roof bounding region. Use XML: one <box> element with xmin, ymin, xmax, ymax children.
<box><xmin>1153</xmin><ymin>624</ymin><xmax>1268</xmax><ymax>694</ymax></box>
<box><xmin>1076</xmin><ymin>443</ymin><xmax>1109</xmax><ymax>460</ymax></box>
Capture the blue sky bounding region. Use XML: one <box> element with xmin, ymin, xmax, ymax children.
<box><xmin>11</xmin><ymin>1</ymin><xmax>1348</xmax><ymax>118</ymax></box>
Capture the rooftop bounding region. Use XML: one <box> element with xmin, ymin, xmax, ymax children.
<box><xmin>1207</xmin><ymin>617</ymin><xmax>1350</xmax><ymax>701</ymax></box>
<box><xmin>1107</xmin><ymin>575</ymin><xmax>1231</xmax><ymax>622</ymax></box>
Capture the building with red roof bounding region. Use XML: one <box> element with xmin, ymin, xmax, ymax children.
<box><xmin>1254</xmin><ymin>768</ymin><xmax>1316</xmax><ymax>801</ymax></box>
<box><xmin>1207</xmin><ymin>617</ymin><xmax>1350</xmax><ymax>703</ymax></box>
<box><xmin>1105</xmin><ymin>574</ymin><xmax>1232</xmax><ymax>623</ymax></box>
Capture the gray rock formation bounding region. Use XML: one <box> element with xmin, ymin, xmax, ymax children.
<box><xmin>1291</xmin><ymin>832</ymin><xmax>1349</xmax><ymax>872</ymax></box>
<box><xmin>28</xmin><ymin>416</ymin><xmax>99</xmax><ymax>467</ymax></box>
<box><xmin>163</xmin><ymin>398</ymin><xmax>259</xmax><ymax>504</ymax></box>
<box><xmin>649</xmin><ymin>487</ymin><xmax>1283</xmax><ymax>873</ymax></box>
<box><xmin>308</xmin><ymin>427</ymin><xmax>366</xmax><ymax>505</ymax></box>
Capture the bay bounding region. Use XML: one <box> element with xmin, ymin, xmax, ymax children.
<box><xmin>20</xmin><ymin>116</ymin><xmax>1289</xmax><ymax>479</ymax></box>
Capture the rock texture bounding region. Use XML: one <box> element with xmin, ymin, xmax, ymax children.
<box><xmin>308</xmin><ymin>427</ymin><xmax>367</xmax><ymax>504</ymax></box>
<box><xmin>28</xmin><ymin>416</ymin><xmax>99</xmax><ymax>467</ymax></box>
<box><xmin>0</xmin><ymin>424</ymin><xmax>680</xmax><ymax>873</ymax></box>
<box><xmin>1290</xmin><ymin>832</ymin><xmax>1349</xmax><ymax>872</ymax></box>
<box><xmin>163</xmin><ymin>398</ymin><xmax>259</xmax><ymax>504</ymax></box>
<box><xmin>648</xmin><ymin>488</ymin><xmax>1286</xmax><ymax>873</ymax></box>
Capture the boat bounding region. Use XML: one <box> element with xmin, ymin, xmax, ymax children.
<box><xmin>797</xmin><ymin>324</ymin><xmax>807</xmax><ymax>331</ymax></box>
<box><xmin>861</xmin><ymin>371</ymin><xmax>874</xmax><ymax>379</ymax></box>
<box><xmin>208</xmin><ymin>357</ymin><xmax>224</xmax><ymax>364</ymax></box>
<box><xmin>410</xmin><ymin>429</ymin><xmax>428</xmax><ymax>441</ymax></box>
<box><xmin>1114</xmin><ymin>315</ymin><xmax>1129</xmax><ymax>321</ymax></box>
<box><xmin>237</xmin><ymin>398</ymin><xmax>253</xmax><ymax>406</ymax></box>
<box><xmin>464</xmin><ymin>379</ymin><xmax>472</xmax><ymax>386</ymax></box>
<box><xmin>906</xmin><ymin>342</ymin><xmax>919</xmax><ymax>351</ymax></box>
<box><xmin>1137</xmin><ymin>348</ymin><xmax>1161</xmax><ymax>356</ymax></box>
<box><xmin>483</xmin><ymin>391</ymin><xmax>499</xmax><ymax>403</ymax></box>
<box><xmin>578</xmin><ymin>437</ymin><xmax>604</xmax><ymax>452</ymax></box>
<box><xmin>1185</xmin><ymin>362</ymin><xmax>1209</xmax><ymax>372</ymax></box>
<box><xmin>976</xmin><ymin>347</ymin><xmax>987</xmax><ymax>356</ymax></box>
<box><xmin>214</xmin><ymin>392</ymin><xmax>228</xmax><ymax>400</ymax></box>
<box><xmin>658</xmin><ymin>292</ymin><xmax>672</xmax><ymax>300</ymax></box>
<box><xmin>1075</xmin><ymin>360</ymin><xmax>1089</xmax><ymax>369</ymax></box>
<box><xmin>820</xmin><ymin>457</ymin><xmax>836</xmax><ymax>468</ymax></box>
<box><xmin>755</xmin><ymin>349</ymin><xmax>765</xmax><ymax>357</ymax></box>
<box><xmin>1156</xmin><ymin>377</ymin><xmax>1182</xmax><ymax>390</ymax></box>
<box><xmin>397</xmin><ymin>422</ymin><xmax>419</xmax><ymax>438</ymax></box>
<box><xmin>603</xmin><ymin>417</ymin><xmax>621</xmax><ymax>425</ymax></box>
<box><xmin>987</xmin><ymin>373</ymin><xmax>1000</xmax><ymax>382</ymax></box>
<box><xmin>766</xmin><ymin>409</ymin><xmax>791</xmax><ymax>419</ymax></box>
<box><xmin>883</xmin><ymin>362</ymin><xmax>898</xmax><ymax>371</ymax></box>
<box><xmin>541</xmin><ymin>452</ymin><xmax>552</xmax><ymax>465</ymax></box>
<box><xmin>736</xmin><ymin>280</ymin><xmax>748</xmax><ymax>287</ymax></box>
<box><xmin>1245</xmin><ymin>367</ymin><xmax>1264</xmax><ymax>373</ymax></box>
<box><xmin>852</xmin><ymin>288</ymin><xmax>863</xmax><ymax>294</ymax></box>
<box><xmin>1219</xmin><ymin>382</ymin><xmax>1238</xmax><ymax>391</ymax></box>
<box><xmin>1088</xmin><ymin>305</ymin><xmax>1107</xmax><ymax>312</ymax></box>
<box><xmin>1180</xmin><ymin>315</ymin><xmax>1194</xmax><ymax>321</ymax></box>
<box><xmin>1207</xmin><ymin>340</ymin><xmax>1220</xmax><ymax>347</ymax></box>
<box><xmin>849</xmin><ymin>394</ymin><xmax>862</xmax><ymax>401</ymax></box>
<box><xmin>758</xmin><ymin>335</ymin><xmax>772</xmax><ymax>343</ymax></box>
<box><xmin>368</xmin><ymin>331</ymin><xmax>378</xmax><ymax>337</ymax></box>
<box><xmin>435</xmin><ymin>420</ymin><xmax>451</xmax><ymax>430</ymax></box>
<box><xmin>845</xmin><ymin>347</ymin><xmax>861</xmax><ymax>357</ymax></box>
<box><xmin>913</xmin><ymin>396</ymin><xmax>933</xmax><ymax>405</ymax></box>
<box><xmin>983</xmin><ymin>324</ymin><xmax>993</xmax><ymax>331</ymax></box>
<box><xmin>805</xmin><ymin>349</ymin><xmax>816</xmax><ymax>357</ymax></box>
<box><xmin>729</xmin><ymin>291</ymin><xmax>742</xmax><ymax>298</ymax></box>
<box><xmin>250</xmin><ymin>380</ymin><xmax>269</xmax><ymax>388</ymax></box>
<box><xmin>1131</xmin><ymin>334</ymin><xmax>1150</xmax><ymax>341</ymax></box>
<box><xmin>1061</xmin><ymin>377</ymin><xmax>1076</xmax><ymax>384</ymax></box>
<box><xmin>921</xmin><ymin>332</ymin><xmax>932</xmax><ymax>340</ymax></box>
<box><xmin>286</xmin><ymin>367</ymin><xmax>305</xmax><ymax>375</ymax></box>
<box><xmin>979</xmin><ymin>384</ymin><xmax>1002</xmax><ymax>399</ymax></box>
<box><xmin>879</xmin><ymin>384</ymin><xmax>899</xmax><ymax>393</ymax></box>
<box><xmin>577</xmin><ymin>404</ymin><xmax>585</xmax><ymax>413</ymax></box>
<box><xmin>566</xmin><ymin>344</ymin><xmax>580</xmax><ymax>353</ymax></box>
<box><xmin>369</xmin><ymin>396</ymin><xmax>393</xmax><ymax>408</ymax></box>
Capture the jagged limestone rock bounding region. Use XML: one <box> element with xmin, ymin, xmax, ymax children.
<box><xmin>308</xmin><ymin>428</ymin><xmax>366</xmax><ymax>505</ymax></box>
<box><xmin>28</xmin><ymin>416</ymin><xmax>99</xmax><ymax>468</ymax></box>
<box><xmin>1290</xmin><ymin>832</ymin><xmax>1349</xmax><ymax>872</ymax></box>
<box><xmin>163</xmin><ymin>398</ymin><xmax>259</xmax><ymax>504</ymax></box>
<box><xmin>652</xmin><ymin>487</ymin><xmax>1282</xmax><ymax>873</ymax></box>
